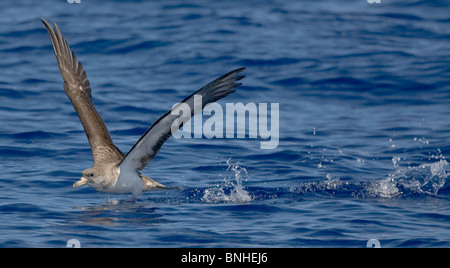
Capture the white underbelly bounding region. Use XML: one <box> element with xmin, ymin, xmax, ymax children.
<box><xmin>107</xmin><ymin>169</ymin><xmax>145</xmax><ymax>196</ymax></box>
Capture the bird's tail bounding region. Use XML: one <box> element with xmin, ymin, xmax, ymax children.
<box><xmin>140</xmin><ymin>174</ymin><xmax>166</xmax><ymax>191</ymax></box>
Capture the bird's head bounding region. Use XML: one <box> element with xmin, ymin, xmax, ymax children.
<box><xmin>73</xmin><ymin>167</ymin><xmax>105</xmax><ymax>189</ymax></box>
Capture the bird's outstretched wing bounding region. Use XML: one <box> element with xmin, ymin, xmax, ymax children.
<box><xmin>120</xmin><ymin>68</ymin><xmax>245</xmax><ymax>171</ymax></box>
<box><xmin>42</xmin><ymin>19</ymin><xmax>123</xmax><ymax>163</ymax></box>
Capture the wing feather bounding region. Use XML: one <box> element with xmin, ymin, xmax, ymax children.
<box><xmin>42</xmin><ymin>19</ymin><xmax>123</xmax><ymax>163</ymax></box>
<box><xmin>120</xmin><ymin>68</ymin><xmax>245</xmax><ymax>171</ymax></box>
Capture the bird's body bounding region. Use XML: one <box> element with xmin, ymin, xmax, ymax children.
<box><xmin>75</xmin><ymin>163</ymin><xmax>154</xmax><ymax>197</ymax></box>
<box><xmin>41</xmin><ymin>18</ymin><xmax>245</xmax><ymax>201</ymax></box>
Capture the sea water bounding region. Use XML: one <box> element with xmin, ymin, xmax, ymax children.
<box><xmin>0</xmin><ymin>0</ymin><xmax>449</xmax><ymax>247</ymax></box>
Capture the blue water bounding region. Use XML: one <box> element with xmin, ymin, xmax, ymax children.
<box><xmin>0</xmin><ymin>0</ymin><xmax>449</xmax><ymax>248</ymax></box>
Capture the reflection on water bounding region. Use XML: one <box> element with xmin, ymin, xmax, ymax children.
<box><xmin>72</xmin><ymin>202</ymin><xmax>168</xmax><ymax>227</ymax></box>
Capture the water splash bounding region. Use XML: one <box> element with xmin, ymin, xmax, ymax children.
<box><xmin>202</xmin><ymin>159</ymin><xmax>252</xmax><ymax>203</ymax></box>
<box><xmin>366</xmin><ymin>177</ymin><xmax>401</xmax><ymax>198</ymax></box>
<box><xmin>292</xmin><ymin>157</ymin><xmax>448</xmax><ymax>198</ymax></box>
<box><xmin>396</xmin><ymin>159</ymin><xmax>446</xmax><ymax>195</ymax></box>
<box><xmin>366</xmin><ymin>158</ymin><xmax>448</xmax><ymax>197</ymax></box>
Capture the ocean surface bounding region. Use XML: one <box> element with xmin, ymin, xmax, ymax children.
<box><xmin>0</xmin><ymin>0</ymin><xmax>449</xmax><ymax>248</ymax></box>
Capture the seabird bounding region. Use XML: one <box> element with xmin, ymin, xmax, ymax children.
<box><xmin>41</xmin><ymin>18</ymin><xmax>245</xmax><ymax>201</ymax></box>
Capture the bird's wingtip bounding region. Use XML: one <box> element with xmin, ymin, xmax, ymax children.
<box><xmin>40</xmin><ymin>18</ymin><xmax>49</xmax><ymax>25</ymax></box>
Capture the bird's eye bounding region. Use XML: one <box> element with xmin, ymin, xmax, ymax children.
<box><xmin>90</xmin><ymin>173</ymin><xmax>94</xmax><ymax>177</ymax></box>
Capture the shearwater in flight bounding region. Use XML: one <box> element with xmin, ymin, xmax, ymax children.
<box><xmin>41</xmin><ymin>18</ymin><xmax>245</xmax><ymax>201</ymax></box>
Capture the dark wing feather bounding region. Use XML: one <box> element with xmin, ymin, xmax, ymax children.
<box><xmin>120</xmin><ymin>68</ymin><xmax>245</xmax><ymax>171</ymax></box>
<box><xmin>41</xmin><ymin>19</ymin><xmax>123</xmax><ymax>163</ymax></box>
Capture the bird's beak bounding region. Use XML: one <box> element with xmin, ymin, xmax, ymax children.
<box><xmin>73</xmin><ymin>177</ymin><xmax>88</xmax><ymax>188</ymax></box>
